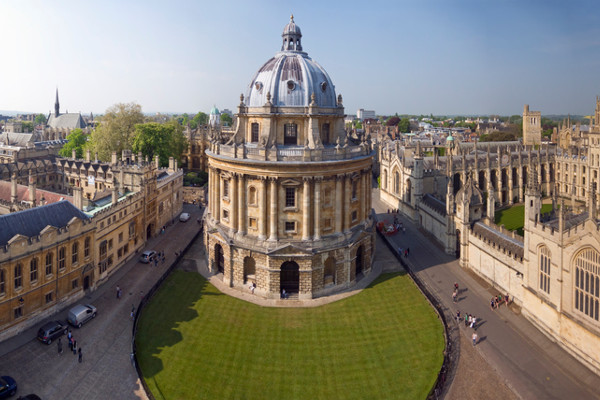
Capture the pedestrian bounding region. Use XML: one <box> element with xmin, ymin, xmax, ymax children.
<box><xmin>452</xmin><ymin>290</ymin><xmax>457</xmax><ymax>303</ymax></box>
<box><xmin>78</xmin><ymin>347</ymin><xmax>82</xmax><ymax>363</ymax></box>
<box><xmin>490</xmin><ymin>297</ymin><xmax>495</xmax><ymax>311</ymax></box>
<box><xmin>464</xmin><ymin>314</ymin><xmax>468</xmax><ymax>327</ymax></box>
<box><xmin>72</xmin><ymin>339</ymin><xmax>77</xmax><ymax>355</ymax></box>
<box><xmin>406</xmin><ymin>247</ymin><xmax>410</xmax><ymax>257</ymax></box>
<box><xmin>470</xmin><ymin>316</ymin><xmax>476</xmax><ymax>329</ymax></box>
<box><xmin>456</xmin><ymin>310</ymin><xmax>461</xmax><ymax>323</ymax></box>
<box><xmin>505</xmin><ymin>293</ymin><xmax>510</xmax><ymax>306</ymax></box>
<box><xmin>57</xmin><ymin>338</ymin><xmax>63</xmax><ymax>355</ymax></box>
<box><xmin>472</xmin><ymin>330</ymin><xmax>478</xmax><ymax>346</ymax></box>
<box><xmin>161</xmin><ymin>253</ymin><xmax>166</xmax><ymax>263</ymax></box>
<box><xmin>116</xmin><ymin>285</ymin><xmax>121</xmax><ymax>299</ymax></box>
<box><xmin>454</xmin><ymin>282</ymin><xmax>459</xmax><ymax>292</ymax></box>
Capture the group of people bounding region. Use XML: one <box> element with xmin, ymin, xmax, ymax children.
<box><xmin>57</xmin><ymin>330</ymin><xmax>83</xmax><ymax>362</ymax></box>
<box><xmin>153</xmin><ymin>251</ymin><xmax>166</xmax><ymax>267</ymax></box>
<box><xmin>490</xmin><ymin>293</ymin><xmax>510</xmax><ymax>310</ymax></box>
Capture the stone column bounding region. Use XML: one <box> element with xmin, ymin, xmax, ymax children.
<box><xmin>215</xmin><ymin>171</ymin><xmax>221</xmax><ymax>223</ymax></box>
<box><xmin>269</xmin><ymin>178</ymin><xmax>278</xmax><ymax>241</ymax></box>
<box><xmin>508</xmin><ymin>168</ymin><xmax>514</xmax><ymax>205</ymax></box>
<box><xmin>335</xmin><ymin>174</ymin><xmax>343</xmax><ymax>233</ymax></box>
<box><xmin>344</xmin><ymin>174</ymin><xmax>351</xmax><ymax>232</ymax></box>
<box><xmin>209</xmin><ymin>168</ymin><xmax>215</xmax><ymax>218</ymax></box>
<box><xmin>238</xmin><ymin>174</ymin><xmax>246</xmax><ymax>235</ymax></box>
<box><xmin>231</xmin><ymin>174</ymin><xmax>238</xmax><ymax>232</ymax></box>
<box><xmin>360</xmin><ymin>171</ymin><xmax>366</xmax><ymax>220</ymax></box>
<box><xmin>302</xmin><ymin>178</ymin><xmax>311</xmax><ymax>240</ymax></box>
<box><xmin>314</xmin><ymin>177</ymin><xmax>322</xmax><ymax>240</ymax></box>
<box><xmin>259</xmin><ymin>177</ymin><xmax>267</xmax><ymax>240</ymax></box>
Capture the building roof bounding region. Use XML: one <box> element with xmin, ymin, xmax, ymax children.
<box><xmin>0</xmin><ymin>132</ymin><xmax>40</xmax><ymax>147</ymax></box>
<box><xmin>472</xmin><ymin>222</ymin><xmax>524</xmax><ymax>258</ymax></box>
<box><xmin>0</xmin><ymin>200</ymin><xmax>88</xmax><ymax>246</ymax></box>
<box><xmin>47</xmin><ymin>113</ymin><xmax>87</xmax><ymax>130</ymax></box>
<box><xmin>245</xmin><ymin>17</ymin><xmax>337</xmax><ymax>108</ymax></box>
<box><xmin>0</xmin><ymin>180</ymin><xmax>73</xmax><ymax>205</ymax></box>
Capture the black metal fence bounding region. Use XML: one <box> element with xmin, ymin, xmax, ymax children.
<box><xmin>130</xmin><ymin>227</ymin><xmax>204</xmax><ymax>400</ymax></box>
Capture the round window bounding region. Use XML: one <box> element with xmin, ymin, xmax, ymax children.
<box><xmin>287</xmin><ymin>80</ymin><xmax>295</xmax><ymax>90</ymax></box>
<box><xmin>321</xmin><ymin>81</ymin><xmax>328</xmax><ymax>92</ymax></box>
<box><xmin>255</xmin><ymin>81</ymin><xmax>263</xmax><ymax>90</ymax></box>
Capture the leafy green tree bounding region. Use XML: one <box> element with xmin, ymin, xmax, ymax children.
<box><xmin>398</xmin><ymin>118</ymin><xmax>410</xmax><ymax>133</ymax></box>
<box><xmin>132</xmin><ymin>121</ymin><xmax>188</xmax><ymax>167</ymax></box>
<box><xmin>59</xmin><ymin>129</ymin><xmax>87</xmax><ymax>158</ymax></box>
<box><xmin>34</xmin><ymin>113</ymin><xmax>47</xmax><ymax>125</ymax></box>
<box><xmin>220</xmin><ymin>113</ymin><xmax>233</xmax><ymax>126</ymax></box>
<box><xmin>192</xmin><ymin>112</ymin><xmax>207</xmax><ymax>128</ymax></box>
<box><xmin>354</xmin><ymin>121</ymin><xmax>363</xmax><ymax>129</ymax></box>
<box><xmin>21</xmin><ymin>121</ymin><xmax>34</xmax><ymax>132</ymax></box>
<box><xmin>87</xmin><ymin>102</ymin><xmax>145</xmax><ymax>161</ymax></box>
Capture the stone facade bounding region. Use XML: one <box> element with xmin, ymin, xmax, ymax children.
<box><xmin>204</xmin><ymin>18</ymin><xmax>375</xmax><ymax>299</ymax></box>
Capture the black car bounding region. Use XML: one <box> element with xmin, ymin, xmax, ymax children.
<box><xmin>0</xmin><ymin>376</ymin><xmax>17</xmax><ymax>399</ymax></box>
<box><xmin>37</xmin><ymin>320</ymin><xmax>68</xmax><ymax>345</ymax></box>
<box><xmin>17</xmin><ymin>395</ymin><xmax>42</xmax><ymax>400</ymax></box>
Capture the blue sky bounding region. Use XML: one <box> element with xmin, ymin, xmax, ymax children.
<box><xmin>1</xmin><ymin>0</ymin><xmax>598</xmax><ymax>116</ymax></box>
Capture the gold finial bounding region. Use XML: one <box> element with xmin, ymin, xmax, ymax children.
<box><xmin>290</xmin><ymin>14</ymin><xmax>294</xmax><ymax>22</ymax></box>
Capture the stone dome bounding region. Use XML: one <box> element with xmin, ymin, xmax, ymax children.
<box><xmin>245</xmin><ymin>17</ymin><xmax>337</xmax><ymax>108</ymax></box>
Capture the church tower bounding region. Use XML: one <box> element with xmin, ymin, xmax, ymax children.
<box><xmin>522</xmin><ymin>104</ymin><xmax>541</xmax><ymax>146</ymax></box>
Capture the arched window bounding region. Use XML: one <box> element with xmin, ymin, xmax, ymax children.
<box><xmin>30</xmin><ymin>258</ymin><xmax>38</xmax><ymax>282</ymax></box>
<box><xmin>248</xmin><ymin>186</ymin><xmax>257</xmax><ymax>205</ymax></box>
<box><xmin>84</xmin><ymin>237</ymin><xmax>91</xmax><ymax>258</ymax></box>
<box><xmin>14</xmin><ymin>263</ymin><xmax>23</xmax><ymax>289</ymax></box>
<box><xmin>45</xmin><ymin>252</ymin><xmax>53</xmax><ymax>275</ymax></box>
<box><xmin>321</xmin><ymin>123</ymin><xmax>330</xmax><ymax>144</ymax></box>
<box><xmin>383</xmin><ymin>170</ymin><xmax>388</xmax><ymax>190</ymax></box>
<box><xmin>539</xmin><ymin>246</ymin><xmax>551</xmax><ymax>294</ymax></box>
<box><xmin>58</xmin><ymin>247</ymin><xmax>66</xmax><ymax>270</ymax></box>
<box><xmin>0</xmin><ymin>269</ymin><xmax>4</xmax><ymax>295</ymax></box>
<box><xmin>394</xmin><ymin>171</ymin><xmax>400</xmax><ymax>194</ymax></box>
<box><xmin>284</xmin><ymin>123</ymin><xmax>298</xmax><ymax>145</ymax></box>
<box><xmin>251</xmin><ymin>123</ymin><xmax>259</xmax><ymax>142</ymax></box>
<box><xmin>574</xmin><ymin>248</ymin><xmax>600</xmax><ymax>321</ymax></box>
<box><xmin>72</xmin><ymin>242</ymin><xmax>79</xmax><ymax>264</ymax></box>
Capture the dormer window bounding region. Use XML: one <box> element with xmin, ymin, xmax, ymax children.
<box><xmin>287</xmin><ymin>80</ymin><xmax>296</xmax><ymax>91</ymax></box>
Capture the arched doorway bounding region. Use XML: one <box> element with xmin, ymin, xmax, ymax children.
<box><xmin>355</xmin><ymin>246</ymin><xmax>364</xmax><ymax>277</ymax></box>
<box><xmin>280</xmin><ymin>261</ymin><xmax>299</xmax><ymax>294</ymax></box>
<box><xmin>243</xmin><ymin>257</ymin><xmax>256</xmax><ymax>284</ymax></box>
<box><xmin>83</xmin><ymin>275</ymin><xmax>90</xmax><ymax>290</ymax></box>
<box><xmin>146</xmin><ymin>223</ymin><xmax>153</xmax><ymax>240</ymax></box>
<box><xmin>323</xmin><ymin>257</ymin><xmax>335</xmax><ymax>286</ymax></box>
<box><xmin>215</xmin><ymin>244</ymin><xmax>224</xmax><ymax>274</ymax></box>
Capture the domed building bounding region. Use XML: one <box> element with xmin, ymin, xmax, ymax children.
<box><xmin>209</xmin><ymin>105</ymin><xmax>220</xmax><ymax>128</ymax></box>
<box><xmin>204</xmin><ymin>16</ymin><xmax>375</xmax><ymax>299</ymax></box>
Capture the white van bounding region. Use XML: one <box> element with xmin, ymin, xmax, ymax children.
<box><xmin>67</xmin><ymin>304</ymin><xmax>97</xmax><ymax>328</ymax></box>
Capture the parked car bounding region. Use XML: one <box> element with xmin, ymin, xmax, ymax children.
<box><xmin>179</xmin><ymin>212</ymin><xmax>190</xmax><ymax>222</ymax></box>
<box><xmin>67</xmin><ymin>304</ymin><xmax>97</xmax><ymax>328</ymax></box>
<box><xmin>37</xmin><ymin>320</ymin><xmax>68</xmax><ymax>345</ymax></box>
<box><xmin>139</xmin><ymin>250</ymin><xmax>157</xmax><ymax>264</ymax></box>
<box><xmin>16</xmin><ymin>395</ymin><xmax>41</xmax><ymax>400</ymax></box>
<box><xmin>0</xmin><ymin>376</ymin><xmax>16</xmax><ymax>399</ymax></box>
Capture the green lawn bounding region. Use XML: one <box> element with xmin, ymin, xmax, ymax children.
<box><xmin>494</xmin><ymin>203</ymin><xmax>553</xmax><ymax>236</ymax></box>
<box><xmin>136</xmin><ymin>271</ymin><xmax>444</xmax><ymax>400</ymax></box>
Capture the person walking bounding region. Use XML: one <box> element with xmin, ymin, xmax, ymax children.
<box><xmin>455</xmin><ymin>310</ymin><xmax>461</xmax><ymax>323</ymax></box>
<box><xmin>452</xmin><ymin>290</ymin><xmax>457</xmax><ymax>303</ymax></box>
<box><xmin>57</xmin><ymin>338</ymin><xmax>63</xmax><ymax>355</ymax></box>
<box><xmin>472</xmin><ymin>331</ymin><xmax>478</xmax><ymax>346</ymax></box>
<box><xmin>490</xmin><ymin>297</ymin><xmax>495</xmax><ymax>311</ymax></box>
<box><xmin>464</xmin><ymin>313</ymin><xmax>469</xmax><ymax>327</ymax></box>
<box><xmin>116</xmin><ymin>285</ymin><xmax>121</xmax><ymax>299</ymax></box>
<box><xmin>72</xmin><ymin>339</ymin><xmax>77</xmax><ymax>355</ymax></box>
<box><xmin>78</xmin><ymin>347</ymin><xmax>83</xmax><ymax>363</ymax></box>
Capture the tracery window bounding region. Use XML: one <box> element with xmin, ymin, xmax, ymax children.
<box><xmin>574</xmin><ymin>248</ymin><xmax>600</xmax><ymax>322</ymax></box>
<box><xmin>539</xmin><ymin>246</ymin><xmax>551</xmax><ymax>294</ymax></box>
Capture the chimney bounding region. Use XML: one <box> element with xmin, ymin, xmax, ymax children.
<box><xmin>73</xmin><ymin>185</ymin><xmax>83</xmax><ymax>210</ymax></box>
<box><xmin>155</xmin><ymin>155</ymin><xmax>160</xmax><ymax>168</ymax></box>
<box><xmin>86</xmin><ymin>149</ymin><xmax>91</xmax><ymax>162</ymax></box>
<box><xmin>10</xmin><ymin>173</ymin><xmax>17</xmax><ymax>203</ymax></box>
<box><xmin>29</xmin><ymin>170</ymin><xmax>36</xmax><ymax>206</ymax></box>
<box><xmin>168</xmin><ymin>157</ymin><xmax>174</xmax><ymax>172</ymax></box>
<box><xmin>72</xmin><ymin>149</ymin><xmax>77</xmax><ymax>159</ymax></box>
<box><xmin>94</xmin><ymin>152</ymin><xmax>99</xmax><ymax>163</ymax></box>
<box><xmin>111</xmin><ymin>151</ymin><xmax>118</xmax><ymax>164</ymax></box>
<box><xmin>112</xmin><ymin>178</ymin><xmax>118</xmax><ymax>206</ymax></box>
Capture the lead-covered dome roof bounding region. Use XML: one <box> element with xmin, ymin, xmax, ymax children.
<box><xmin>245</xmin><ymin>16</ymin><xmax>337</xmax><ymax>108</ymax></box>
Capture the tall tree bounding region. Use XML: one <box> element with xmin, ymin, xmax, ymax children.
<box><xmin>398</xmin><ymin>118</ymin><xmax>410</xmax><ymax>133</ymax></box>
<box><xmin>220</xmin><ymin>113</ymin><xmax>233</xmax><ymax>126</ymax></box>
<box><xmin>131</xmin><ymin>121</ymin><xmax>188</xmax><ymax>167</ymax></box>
<box><xmin>34</xmin><ymin>113</ymin><xmax>47</xmax><ymax>125</ymax></box>
<box><xmin>192</xmin><ymin>111</ymin><xmax>208</xmax><ymax>128</ymax></box>
<box><xmin>87</xmin><ymin>102</ymin><xmax>145</xmax><ymax>161</ymax></box>
<box><xmin>59</xmin><ymin>129</ymin><xmax>87</xmax><ymax>159</ymax></box>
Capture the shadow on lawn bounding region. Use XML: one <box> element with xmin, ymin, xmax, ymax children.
<box><xmin>135</xmin><ymin>271</ymin><xmax>209</xmax><ymax>379</ymax></box>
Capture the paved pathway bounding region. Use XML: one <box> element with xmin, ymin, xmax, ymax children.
<box><xmin>372</xmin><ymin>190</ymin><xmax>600</xmax><ymax>400</ymax></box>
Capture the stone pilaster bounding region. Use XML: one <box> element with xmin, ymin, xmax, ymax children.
<box><xmin>314</xmin><ymin>177</ymin><xmax>322</xmax><ymax>240</ymax></box>
<box><xmin>269</xmin><ymin>177</ymin><xmax>278</xmax><ymax>241</ymax></box>
<box><xmin>335</xmin><ymin>174</ymin><xmax>343</xmax><ymax>233</ymax></box>
<box><xmin>238</xmin><ymin>174</ymin><xmax>246</xmax><ymax>235</ymax></box>
<box><xmin>344</xmin><ymin>174</ymin><xmax>351</xmax><ymax>232</ymax></box>
<box><xmin>259</xmin><ymin>177</ymin><xmax>267</xmax><ymax>240</ymax></box>
<box><xmin>302</xmin><ymin>178</ymin><xmax>311</xmax><ymax>240</ymax></box>
<box><xmin>231</xmin><ymin>174</ymin><xmax>238</xmax><ymax>232</ymax></box>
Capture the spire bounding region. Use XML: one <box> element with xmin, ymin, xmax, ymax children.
<box><xmin>281</xmin><ymin>15</ymin><xmax>302</xmax><ymax>51</ymax></box>
<box><xmin>54</xmin><ymin>88</ymin><xmax>60</xmax><ymax>116</ymax></box>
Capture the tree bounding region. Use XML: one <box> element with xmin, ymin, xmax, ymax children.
<box><xmin>59</xmin><ymin>129</ymin><xmax>87</xmax><ymax>159</ymax></box>
<box><xmin>34</xmin><ymin>113</ymin><xmax>47</xmax><ymax>125</ymax></box>
<box><xmin>220</xmin><ymin>113</ymin><xmax>233</xmax><ymax>126</ymax></box>
<box><xmin>386</xmin><ymin>116</ymin><xmax>400</xmax><ymax>126</ymax></box>
<box><xmin>21</xmin><ymin>121</ymin><xmax>33</xmax><ymax>132</ymax></box>
<box><xmin>131</xmin><ymin>121</ymin><xmax>188</xmax><ymax>167</ymax></box>
<box><xmin>86</xmin><ymin>102</ymin><xmax>145</xmax><ymax>161</ymax></box>
<box><xmin>192</xmin><ymin>111</ymin><xmax>207</xmax><ymax>128</ymax></box>
<box><xmin>398</xmin><ymin>118</ymin><xmax>410</xmax><ymax>133</ymax></box>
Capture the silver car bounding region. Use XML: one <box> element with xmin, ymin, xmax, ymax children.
<box><xmin>67</xmin><ymin>304</ymin><xmax>97</xmax><ymax>328</ymax></box>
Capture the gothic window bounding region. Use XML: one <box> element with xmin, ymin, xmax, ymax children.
<box><xmin>0</xmin><ymin>269</ymin><xmax>5</xmax><ymax>295</ymax></box>
<box><xmin>383</xmin><ymin>170</ymin><xmax>388</xmax><ymax>190</ymax></box>
<box><xmin>574</xmin><ymin>248</ymin><xmax>600</xmax><ymax>321</ymax></box>
<box><xmin>539</xmin><ymin>246</ymin><xmax>551</xmax><ymax>294</ymax></box>
<box><xmin>84</xmin><ymin>237</ymin><xmax>91</xmax><ymax>258</ymax></box>
<box><xmin>251</xmin><ymin>123</ymin><xmax>259</xmax><ymax>143</ymax></box>
<box><xmin>72</xmin><ymin>242</ymin><xmax>79</xmax><ymax>265</ymax></box>
<box><xmin>284</xmin><ymin>123</ymin><xmax>298</xmax><ymax>145</ymax></box>
<box><xmin>58</xmin><ymin>247</ymin><xmax>66</xmax><ymax>270</ymax></box>
<box><xmin>285</xmin><ymin>187</ymin><xmax>296</xmax><ymax>208</ymax></box>
<box><xmin>14</xmin><ymin>263</ymin><xmax>23</xmax><ymax>289</ymax></box>
<box><xmin>30</xmin><ymin>258</ymin><xmax>38</xmax><ymax>282</ymax></box>
<box><xmin>45</xmin><ymin>252</ymin><xmax>53</xmax><ymax>275</ymax></box>
<box><xmin>394</xmin><ymin>171</ymin><xmax>400</xmax><ymax>194</ymax></box>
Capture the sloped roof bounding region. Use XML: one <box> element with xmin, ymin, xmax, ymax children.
<box><xmin>472</xmin><ymin>222</ymin><xmax>524</xmax><ymax>258</ymax></box>
<box><xmin>47</xmin><ymin>113</ymin><xmax>87</xmax><ymax>130</ymax></box>
<box><xmin>0</xmin><ymin>180</ymin><xmax>73</xmax><ymax>205</ymax></box>
<box><xmin>0</xmin><ymin>200</ymin><xmax>89</xmax><ymax>246</ymax></box>
<box><xmin>0</xmin><ymin>132</ymin><xmax>37</xmax><ymax>147</ymax></box>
